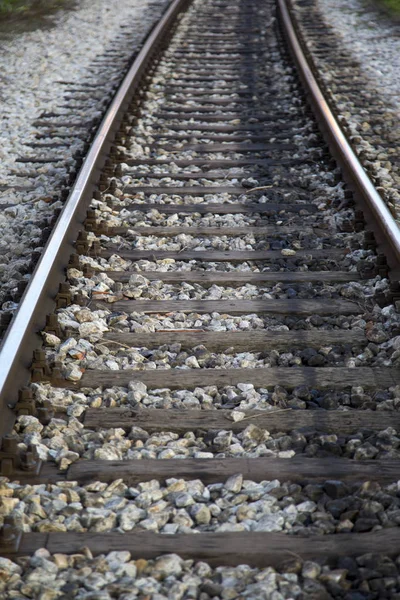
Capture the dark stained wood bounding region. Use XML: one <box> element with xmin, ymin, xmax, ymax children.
<box><xmin>15</xmin><ymin>156</ymin><xmax>63</xmax><ymax>164</ymax></box>
<box><xmin>152</xmin><ymin>134</ymin><xmax>272</xmax><ymax>142</ymax></box>
<box><xmin>107</xmin><ymin>271</ymin><xmax>360</xmax><ymax>285</ymax></box>
<box><xmin>121</xmin><ymin>178</ymin><xmax>304</xmax><ymax>195</ymax></box>
<box><xmin>99</xmin><ymin>248</ymin><xmax>343</xmax><ymax>262</ymax></box>
<box><xmin>170</xmin><ymin>44</ymin><xmax>263</xmax><ymax>50</ymax></box>
<box><xmin>153</xmin><ymin>107</ymin><xmax>294</xmax><ymax>122</ymax></box>
<box><xmin>164</xmin><ymin>60</ymin><xmax>269</xmax><ymax>67</ymax></box>
<box><xmin>123</xmin><ymin>158</ymin><xmax>305</xmax><ymax>167</ymax></box>
<box><xmin>9</xmin><ymin>529</ymin><xmax>400</xmax><ymax>566</ymax></box>
<box><xmin>161</xmin><ymin>91</ymin><xmax>277</xmax><ymax>100</ymax></box>
<box><xmin>171</xmin><ymin>24</ymin><xmax>261</xmax><ymax>28</ymax></box>
<box><xmin>152</xmin><ymin>128</ymin><xmax>295</xmax><ymax>141</ymax></box>
<box><xmin>123</xmin><ymin>171</ymin><xmax>269</xmax><ymax>180</ymax></box>
<box><xmin>114</xmin><ymin>202</ymin><xmax>317</xmax><ymax>214</ymax></box>
<box><xmin>103</xmin><ymin>329</ymin><xmax>365</xmax><ymax>351</ymax></box>
<box><xmin>152</xmin><ymin>123</ymin><xmax>295</xmax><ymax>132</ymax></box>
<box><xmin>77</xmin><ymin>367</ymin><xmax>400</xmax><ymax>390</ymax></box>
<box><xmin>173</xmin><ymin>34</ymin><xmax>262</xmax><ymax>40</ymax></box>
<box><xmin>160</xmin><ymin>97</ymin><xmax>256</xmax><ymax>106</ymax></box>
<box><xmin>124</xmin><ymin>185</ymin><xmax>258</xmax><ymax>196</ymax></box>
<box><xmin>92</xmin><ymin>298</ymin><xmax>358</xmax><ymax>315</ymax></box>
<box><xmin>0</xmin><ymin>185</ymin><xmax>38</xmax><ymax>192</ymax></box>
<box><xmin>160</xmin><ymin>75</ymin><xmax>247</xmax><ymax>82</ymax></box>
<box><xmin>66</xmin><ymin>456</ymin><xmax>400</xmax><ymax>486</ymax></box>
<box><xmin>5</xmin><ymin>533</ymin><xmax>48</xmax><ymax>557</ymax></box>
<box><xmin>0</xmin><ymin>202</ymin><xmax>19</xmax><ymax>210</ymax></box>
<box><xmin>124</xmin><ymin>185</ymin><xmax>267</xmax><ymax>195</ymax></box>
<box><xmin>168</xmin><ymin>42</ymin><xmax>264</xmax><ymax>50</ymax></box>
<box><xmin>167</xmin><ymin>53</ymin><xmax>263</xmax><ymax>59</ymax></box>
<box><xmin>154</xmin><ymin>114</ymin><xmax>305</xmax><ymax>126</ymax></box>
<box><xmin>169</xmin><ymin>50</ymin><xmax>259</xmax><ymax>55</ymax></box>
<box><xmin>84</xmin><ymin>407</ymin><xmax>396</xmax><ymax>435</ymax></box>
<box><xmin>163</xmin><ymin>65</ymin><xmax>280</xmax><ymax>72</ymax></box>
<box><xmin>150</xmin><ymin>143</ymin><xmax>296</xmax><ymax>152</ymax></box>
<box><xmin>169</xmin><ymin>46</ymin><xmax>263</xmax><ymax>51</ymax></box>
<box><xmin>164</xmin><ymin>70</ymin><xmax>256</xmax><ymax>75</ymax></box>
<box><xmin>107</xmin><ymin>225</ymin><xmax>314</xmax><ymax>236</ymax></box>
<box><xmin>163</xmin><ymin>70</ymin><xmax>269</xmax><ymax>77</ymax></box>
<box><xmin>174</xmin><ymin>34</ymin><xmax>262</xmax><ymax>39</ymax></box>
<box><xmin>163</xmin><ymin>88</ymin><xmax>272</xmax><ymax>97</ymax></box>
<box><xmin>170</xmin><ymin>46</ymin><xmax>263</xmax><ymax>53</ymax></box>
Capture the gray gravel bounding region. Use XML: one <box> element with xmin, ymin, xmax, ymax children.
<box><xmin>317</xmin><ymin>0</ymin><xmax>400</xmax><ymax>103</ymax></box>
<box><xmin>3</xmin><ymin>548</ymin><xmax>400</xmax><ymax>599</ymax></box>
<box><xmin>3</xmin><ymin>0</ymin><xmax>400</xmax><ymax>593</ymax></box>
<box><xmin>0</xmin><ymin>0</ymin><xmax>169</xmax><ymax>331</ymax></box>
<box><xmin>2</xmin><ymin>475</ymin><xmax>400</xmax><ymax>536</ymax></box>
<box><xmin>43</xmin><ymin>334</ymin><xmax>398</xmax><ymax>376</ymax></box>
<box><xmin>31</xmin><ymin>380</ymin><xmax>400</xmax><ymax>412</ymax></box>
<box><xmin>9</xmin><ymin>0</ymin><xmax>400</xmax><ymax>506</ymax></box>
<box><xmin>10</xmin><ymin>408</ymin><xmax>400</xmax><ymax>467</ymax></box>
<box><xmin>291</xmin><ymin>0</ymin><xmax>400</xmax><ymax>217</ymax></box>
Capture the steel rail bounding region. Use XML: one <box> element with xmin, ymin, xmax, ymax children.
<box><xmin>277</xmin><ymin>0</ymin><xmax>400</xmax><ymax>278</ymax></box>
<box><xmin>1</xmin><ymin>0</ymin><xmax>399</xmax><ymax>438</ymax></box>
<box><xmin>0</xmin><ymin>0</ymin><xmax>190</xmax><ymax>436</ymax></box>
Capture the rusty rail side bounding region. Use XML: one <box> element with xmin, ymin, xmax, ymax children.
<box><xmin>277</xmin><ymin>0</ymin><xmax>400</xmax><ymax>278</ymax></box>
<box><xmin>0</xmin><ymin>0</ymin><xmax>191</xmax><ymax>437</ymax></box>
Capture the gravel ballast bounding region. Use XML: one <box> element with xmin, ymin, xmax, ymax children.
<box><xmin>11</xmin><ymin>410</ymin><xmax>400</xmax><ymax>465</ymax></box>
<box><xmin>2</xmin><ymin>475</ymin><xmax>400</xmax><ymax>535</ymax></box>
<box><xmin>316</xmin><ymin>0</ymin><xmax>400</xmax><ymax>100</ymax></box>
<box><xmin>0</xmin><ymin>0</ymin><xmax>169</xmax><ymax>334</ymax></box>
<box><xmin>291</xmin><ymin>0</ymin><xmax>400</xmax><ymax>218</ymax></box>
<box><xmin>1</xmin><ymin>549</ymin><xmax>400</xmax><ymax>598</ymax></box>
<box><xmin>31</xmin><ymin>380</ymin><xmax>400</xmax><ymax>412</ymax></box>
<box><xmin>2</xmin><ymin>0</ymin><xmax>400</xmax><ymax>594</ymax></box>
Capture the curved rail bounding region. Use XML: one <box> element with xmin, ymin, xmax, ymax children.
<box><xmin>277</xmin><ymin>0</ymin><xmax>400</xmax><ymax>276</ymax></box>
<box><xmin>0</xmin><ymin>0</ymin><xmax>190</xmax><ymax>436</ymax></box>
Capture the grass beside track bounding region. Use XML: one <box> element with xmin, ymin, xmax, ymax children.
<box><xmin>0</xmin><ymin>0</ymin><xmax>67</xmax><ymax>15</ymax></box>
<box><xmin>0</xmin><ymin>0</ymin><xmax>30</xmax><ymax>13</ymax></box>
<box><xmin>377</xmin><ymin>0</ymin><xmax>400</xmax><ymax>12</ymax></box>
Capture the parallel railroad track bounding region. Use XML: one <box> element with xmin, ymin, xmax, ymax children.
<box><xmin>0</xmin><ymin>1</ymin><xmax>168</xmax><ymax>338</ymax></box>
<box><xmin>1</xmin><ymin>0</ymin><xmax>400</xmax><ymax>595</ymax></box>
<box><xmin>288</xmin><ymin>0</ymin><xmax>400</xmax><ymax>221</ymax></box>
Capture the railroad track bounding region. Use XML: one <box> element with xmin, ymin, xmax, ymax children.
<box><xmin>288</xmin><ymin>0</ymin><xmax>400</xmax><ymax>221</ymax></box>
<box><xmin>1</xmin><ymin>0</ymin><xmax>400</xmax><ymax>594</ymax></box>
<box><xmin>0</xmin><ymin>1</ymin><xmax>167</xmax><ymax>339</ymax></box>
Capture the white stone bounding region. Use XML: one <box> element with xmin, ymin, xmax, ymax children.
<box><xmin>152</xmin><ymin>554</ymin><xmax>183</xmax><ymax>577</ymax></box>
<box><xmin>254</xmin><ymin>514</ymin><xmax>285</xmax><ymax>532</ymax></box>
<box><xmin>58</xmin><ymin>337</ymin><xmax>77</xmax><ymax>356</ymax></box>
<box><xmin>63</xmin><ymin>364</ymin><xmax>83</xmax><ymax>382</ymax></box>
<box><xmin>191</xmin><ymin>504</ymin><xmax>211</xmax><ymax>525</ymax></box>
<box><xmin>230</xmin><ymin>411</ymin><xmax>246</xmax><ymax>422</ymax></box>
<box><xmin>119</xmin><ymin>505</ymin><xmax>146</xmax><ymax>530</ymax></box>
<box><xmin>42</xmin><ymin>333</ymin><xmax>61</xmax><ymax>347</ymax></box>
<box><xmin>225</xmin><ymin>473</ymin><xmax>243</xmax><ymax>493</ymax></box>
<box><xmin>297</xmin><ymin>501</ymin><xmax>317</xmax><ymax>513</ymax></box>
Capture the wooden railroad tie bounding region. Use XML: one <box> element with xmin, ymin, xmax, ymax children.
<box><xmin>59</xmin><ymin>367</ymin><xmax>400</xmax><ymax>391</ymax></box>
<box><xmin>3</xmin><ymin>529</ymin><xmax>400</xmax><ymax>566</ymax></box>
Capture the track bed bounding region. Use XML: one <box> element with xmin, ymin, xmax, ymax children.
<box><xmin>1</xmin><ymin>0</ymin><xmax>400</xmax><ymax>596</ymax></box>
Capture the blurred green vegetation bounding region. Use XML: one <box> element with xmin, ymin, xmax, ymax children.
<box><xmin>378</xmin><ymin>0</ymin><xmax>400</xmax><ymax>12</ymax></box>
<box><xmin>0</xmin><ymin>0</ymin><xmax>71</xmax><ymax>22</ymax></box>
<box><xmin>0</xmin><ymin>0</ymin><xmax>67</xmax><ymax>14</ymax></box>
<box><xmin>0</xmin><ymin>0</ymin><xmax>36</xmax><ymax>13</ymax></box>
<box><xmin>0</xmin><ymin>0</ymin><xmax>20</xmax><ymax>11</ymax></box>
